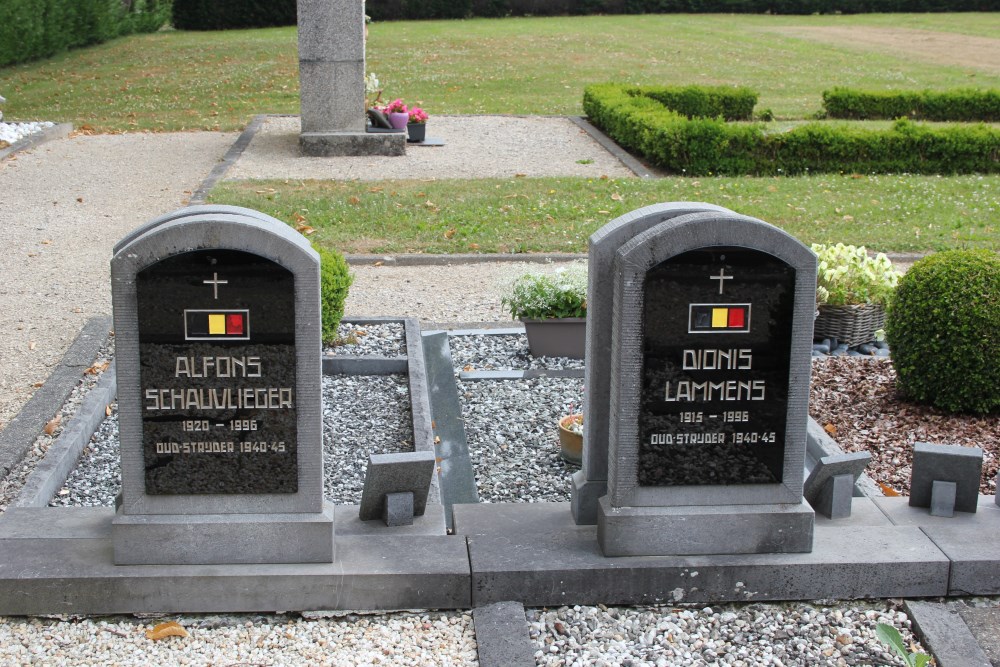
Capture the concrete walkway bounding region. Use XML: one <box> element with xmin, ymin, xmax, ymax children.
<box><xmin>0</xmin><ymin>131</ymin><xmax>235</xmax><ymax>429</ymax></box>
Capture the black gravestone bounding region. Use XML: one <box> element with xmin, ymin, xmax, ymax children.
<box><xmin>136</xmin><ymin>249</ymin><xmax>297</xmax><ymax>494</ymax></box>
<box><xmin>638</xmin><ymin>247</ymin><xmax>794</xmax><ymax>487</ymax></box>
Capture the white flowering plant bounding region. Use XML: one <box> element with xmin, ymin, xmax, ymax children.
<box><xmin>812</xmin><ymin>243</ymin><xmax>900</xmax><ymax>307</ymax></box>
<box><xmin>501</xmin><ymin>264</ymin><xmax>588</xmax><ymax>320</ymax></box>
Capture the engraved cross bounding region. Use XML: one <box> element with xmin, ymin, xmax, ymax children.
<box><xmin>709</xmin><ymin>268</ymin><xmax>732</xmax><ymax>295</ymax></box>
<box><xmin>203</xmin><ymin>272</ymin><xmax>228</xmax><ymax>299</ymax></box>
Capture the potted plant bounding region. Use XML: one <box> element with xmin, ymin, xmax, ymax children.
<box><xmin>501</xmin><ymin>263</ymin><xmax>587</xmax><ymax>358</ymax></box>
<box><xmin>383</xmin><ymin>98</ymin><xmax>409</xmax><ymax>130</ymax></box>
<box><xmin>558</xmin><ymin>412</ymin><xmax>583</xmax><ymax>465</ymax></box>
<box><xmin>812</xmin><ymin>243</ymin><xmax>900</xmax><ymax>347</ymax></box>
<box><xmin>407</xmin><ymin>106</ymin><xmax>428</xmax><ymax>143</ymax></box>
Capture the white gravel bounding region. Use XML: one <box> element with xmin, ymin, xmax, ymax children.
<box><xmin>228</xmin><ymin>115</ymin><xmax>635</xmax><ymax>181</ymax></box>
<box><xmin>0</xmin><ymin>121</ymin><xmax>54</xmax><ymax>147</ymax></box>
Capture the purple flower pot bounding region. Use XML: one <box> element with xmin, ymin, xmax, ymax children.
<box><xmin>388</xmin><ymin>112</ymin><xmax>409</xmax><ymax>130</ymax></box>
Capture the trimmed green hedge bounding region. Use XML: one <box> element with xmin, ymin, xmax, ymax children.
<box><xmin>171</xmin><ymin>0</ymin><xmax>296</xmax><ymax>30</ymax></box>
<box><xmin>365</xmin><ymin>0</ymin><xmax>998</xmax><ymax>19</ymax></box>
<box><xmin>823</xmin><ymin>88</ymin><xmax>1000</xmax><ymax>122</ymax></box>
<box><xmin>0</xmin><ymin>0</ymin><xmax>170</xmax><ymax>68</ymax></box>
<box><xmin>584</xmin><ymin>83</ymin><xmax>1000</xmax><ymax>176</ymax></box>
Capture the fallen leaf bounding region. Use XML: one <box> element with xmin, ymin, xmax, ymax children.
<box><xmin>879</xmin><ymin>483</ymin><xmax>901</xmax><ymax>497</ymax></box>
<box><xmin>434</xmin><ymin>436</ymin><xmax>441</xmax><ymax>444</ymax></box>
<box><xmin>85</xmin><ymin>360</ymin><xmax>110</xmax><ymax>375</ymax></box>
<box><xmin>368</xmin><ymin>186</ymin><xmax>383</xmax><ymax>193</ymax></box>
<box><xmin>373</xmin><ymin>261</ymin><xmax>384</xmax><ymax>267</ymax></box>
<box><xmin>44</xmin><ymin>415</ymin><xmax>61</xmax><ymax>435</ymax></box>
<box><xmin>824</xmin><ymin>423</ymin><xmax>837</xmax><ymax>436</ymax></box>
<box><xmin>296</xmin><ymin>224</ymin><xmax>316</xmax><ymax>236</ymax></box>
<box><xmin>28</xmin><ymin>341</ymin><xmax>36</xmax><ymax>351</ymax></box>
<box><xmin>40</xmin><ymin>239</ymin><xmax>52</xmax><ymax>245</ymax></box>
<box><xmin>76</xmin><ymin>197</ymin><xmax>84</xmax><ymax>203</ymax></box>
<box><xmin>146</xmin><ymin>621</ymin><xmax>189</xmax><ymax>641</ymax></box>
<box><xmin>463</xmin><ymin>365</ymin><xmax>474</xmax><ymax>371</ymax></box>
<box><xmin>33</xmin><ymin>382</ymin><xmax>44</xmax><ymax>388</ymax></box>
<box><xmin>468</xmin><ymin>243</ymin><xmax>480</xmax><ymax>250</ymax></box>
<box><xmin>443</xmin><ymin>229</ymin><xmax>456</xmax><ymax>239</ymax></box>
<box><xmin>106</xmin><ymin>405</ymin><xmax>113</xmax><ymax>417</ymax></box>
<box><xmin>348</xmin><ymin>196</ymin><xmax>361</xmax><ymax>205</ymax></box>
<box><xmin>611</xmin><ymin>192</ymin><xmax>623</xmax><ymax>201</ymax></box>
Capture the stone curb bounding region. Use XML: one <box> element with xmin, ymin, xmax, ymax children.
<box><xmin>189</xmin><ymin>114</ymin><xmax>274</xmax><ymax>204</ymax></box>
<box><xmin>15</xmin><ymin>364</ymin><xmax>116</xmax><ymax>508</ymax></box>
<box><xmin>568</xmin><ymin>115</ymin><xmax>656</xmax><ymax>179</ymax></box>
<box><xmin>0</xmin><ymin>316</ymin><xmax>111</xmax><ymax>481</ymax></box>
<box><xmin>472</xmin><ymin>601</ymin><xmax>536</xmax><ymax>667</ymax></box>
<box><xmin>904</xmin><ymin>600</ymin><xmax>992</xmax><ymax>667</ymax></box>
<box><xmin>344</xmin><ymin>253</ymin><xmax>586</xmax><ymax>266</ymax></box>
<box><xmin>0</xmin><ymin>122</ymin><xmax>73</xmax><ymax>161</ymax></box>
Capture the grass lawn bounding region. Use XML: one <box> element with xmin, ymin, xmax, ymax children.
<box><xmin>211</xmin><ymin>174</ymin><xmax>998</xmax><ymax>254</ymax></box>
<box><xmin>2</xmin><ymin>13</ymin><xmax>999</xmax><ymax>131</ymax></box>
<box><xmin>2</xmin><ymin>13</ymin><xmax>998</xmax><ymax>254</ymax></box>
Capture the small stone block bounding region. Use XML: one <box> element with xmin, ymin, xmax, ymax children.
<box><xmin>359</xmin><ymin>451</ymin><xmax>436</xmax><ymax>521</ymax></box>
<box><xmin>803</xmin><ymin>451</ymin><xmax>871</xmax><ymax>510</ymax></box>
<box><xmin>815</xmin><ymin>473</ymin><xmax>855</xmax><ymax>520</ymax></box>
<box><xmin>930</xmin><ymin>480</ymin><xmax>958</xmax><ymax>517</ymax></box>
<box><xmin>910</xmin><ymin>442</ymin><xmax>983</xmax><ymax>514</ymax></box>
<box><xmin>383</xmin><ymin>492</ymin><xmax>415</xmax><ymax>527</ymax></box>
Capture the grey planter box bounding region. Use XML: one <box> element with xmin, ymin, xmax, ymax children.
<box><xmin>522</xmin><ymin>318</ymin><xmax>586</xmax><ymax>359</ymax></box>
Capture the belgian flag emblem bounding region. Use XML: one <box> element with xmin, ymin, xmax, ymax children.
<box><xmin>688</xmin><ymin>304</ymin><xmax>751</xmax><ymax>334</ymax></box>
<box><xmin>184</xmin><ymin>309</ymin><xmax>250</xmax><ymax>341</ymax></box>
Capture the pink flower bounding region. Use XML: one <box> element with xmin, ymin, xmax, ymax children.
<box><xmin>385</xmin><ymin>98</ymin><xmax>407</xmax><ymax>114</ymax></box>
<box><xmin>408</xmin><ymin>107</ymin><xmax>429</xmax><ymax>124</ymax></box>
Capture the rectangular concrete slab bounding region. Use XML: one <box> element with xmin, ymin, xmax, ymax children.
<box><xmin>455</xmin><ymin>502</ymin><xmax>949</xmax><ymax>607</ymax></box>
<box><xmin>0</xmin><ymin>507</ymin><xmax>469</xmax><ymax>615</ymax></box>
<box><xmin>873</xmin><ymin>495</ymin><xmax>1000</xmax><ymax>526</ymax></box>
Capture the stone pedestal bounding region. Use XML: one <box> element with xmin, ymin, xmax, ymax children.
<box><xmin>297</xmin><ymin>0</ymin><xmax>400</xmax><ymax>156</ymax></box>
<box><xmin>597</xmin><ymin>497</ymin><xmax>815</xmax><ymax>557</ymax></box>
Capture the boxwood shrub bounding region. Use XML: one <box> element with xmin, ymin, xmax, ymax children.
<box><xmin>583</xmin><ymin>83</ymin><xmax>1000</xmax><ymax>176</ymax></box>
<box><xmin>885</xmin><ymin>250</ymin><xmax>1000</xmax><ymax>415</ymax></box>
<box><xmin>0</xmin><ymin>0</ymin><xmax>170</xmax><ymax>67</ymax></box>
<box><xmin>823</xmin><ymin>88</ymin><xmax>1000</xmax><ymax>122</ymax></box>
<box><xmin>315</xmin><ymin>245</ymin><xmax>354</xmax><ymax>344</ymax></box>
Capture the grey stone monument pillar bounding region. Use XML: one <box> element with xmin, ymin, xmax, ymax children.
<box><xmin>297</xmin><ymin>0</ymin><xmax>404</xmax><ymax>156</ymax></box>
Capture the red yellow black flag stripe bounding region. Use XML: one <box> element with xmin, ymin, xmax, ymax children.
<box><xmin>184</xmin><ymin>309</ymin><xmax>250</xmax><ymax>341</ymax></box>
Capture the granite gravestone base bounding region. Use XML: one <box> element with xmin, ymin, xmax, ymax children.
<box><xmin>111</xmin><ymin>206</ymin><xmax>334</xmax><ymax>565</ymax></box>
<box><xmin>596</xmin><ymin>210</ymin><xmax>816</xmax><ymax>557</ymax></box>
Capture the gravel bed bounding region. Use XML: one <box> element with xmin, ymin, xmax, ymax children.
<box><xmin>50</xmin><ymin>374</ymin><xmax>412</xmax><ymax>507</ymax></box>
<box><xmin>0</xmin><ymin>611</ymin><xmax>477</xmax><ymax>666</ymax></box>
<box><xmin>322</xmin><ymin>373</ymin><xmax>412</xmax><ymax>504</ymax></box>
<box><xmin>449</xmin><ymin>333</ymin><xmax>585</xmax><ymax>372</ymax></box>
<box><xmin>529</xmin><ymin>602</ymin><xmax>923</xmax><ymax>666</ymax></box>
<box><xmin>459</xmin><ymin>376</ymin><xmax>583</xmax><ymax>503</ymax></box>
<box><xmin>324</xmin><ymin>322</ymin><xmax>406</xmax><ymax>358</ymax></box>
<box><xmin>0</xmin><ymin>121</ymin><xmax>54</xmax><ymax>147</ymax></box>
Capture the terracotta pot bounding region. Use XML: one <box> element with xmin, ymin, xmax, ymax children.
<box><xmin>521</xmin><ymin>317</ymin><xmax>586</xmax><ymax>359</ymax></box>
<box><xmin>558</xmin><ymin>414</ymin><xmax>583</xmax><ymax>465</ymax></box>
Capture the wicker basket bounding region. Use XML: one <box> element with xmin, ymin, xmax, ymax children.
<box><xmin>814</xmin><ymin>303</ymin><xmax>886</xmax><ymax>348</ymax></box>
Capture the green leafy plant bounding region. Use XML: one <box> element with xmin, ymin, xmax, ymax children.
<box><xmin>501</xmin><ymin>264</ymin><xmax>587</xmax><ymax>320</ymax></box>
<box><xmin>885</xmin><ymin>249</ymin><xmax>1000</xmax><ymax>414</ymax></box>
<box><xmin>812</xmin><ymin>243</ymin><xmax>900</xmax><ymax>306</ymax></box>
<box><xmin>315</xmin><ymin>245</ymin><xmax>354</xmax><ymax>344</ymax></box>
<box><xmin>876</xmin><ymin>622</ymin><xmax>931</xmax><ymax>667</ymax></box>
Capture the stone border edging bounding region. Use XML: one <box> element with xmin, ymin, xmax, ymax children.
<box><xmin>189</xmin><ymin>114</ymin><xmax>272</xmax><ymax>204</ymax></box>
<box><xmin>0</xmin><ymin>122</ymin><xmax>72</xmax><ymax>162</ymax></box>
<box><xmin>0</xmin><ymin>316</ymin><xmax>111</xmax><ymax>481</ymax></box>
<box><xmin>568</xmin><ymin>115</ymin><xmax>656</xmax><ymax>179</ymax></box>
<box><xmin>15</xmin><ymin>364</ymin><xmax>116</xmax><ymax>508</ymax></box>
<box><xmin>473</xmin><ymin>601</ymin><xmax>536</xmax><ymax>667</ymax></box>
<box><xmin>905</xmin><ymin>600</ymin><xmax>993</xmax><ymax>667</ymax></box>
